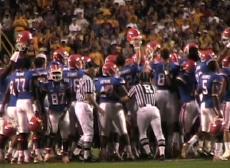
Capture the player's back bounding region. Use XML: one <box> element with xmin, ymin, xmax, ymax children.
<box><xmin>12</xmin><ymin>69</ymin><xmax>34</xmax><ymax>99</ymax></box>
<box><xmin>95</xmin><ymin>76</ymin><xmax>125</xmax><ymax>103</ymax></box>
<box><xmin>63</xmin><ymin>68</ymin><xmax>84</xmax><ymax>101</ymax></box>
<box><xmin>151</xmin><ymin>61</ymin><xmax>179</xmax><ymax>89</ymax></box>
<box><xmin>195</xmin><ymin>61</ymin><xmax>209</xmax><ymax>83</ymax></box>
<box><xmin>119</xmin><ymin>64</ymin><xmax>142</xmax><ymax>87</ymax></box>
<box><xmin>177</xmin><ymin>70</ymin><xmax>197</xmax><ymax>103</ymax></box>
<box><xmin>199</xmin><ymin>72</ymin><xmax>224</xmax><ymax>108</ymax></box>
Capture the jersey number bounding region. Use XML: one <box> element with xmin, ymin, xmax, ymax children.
<box><xmin>143</xmin><ymin>84</ymin><xmax>154</xmax><ymax>94</ymax></box>
<box><xmin>157</xmin><ymin>73</ymin><xmax>165</xmax><ymax>86</ymax></box>
<box><xmin>51</xmin><ymin>93</ymin><xmax>65</xmax><ymax>105</ymax></box>
<box><xmin>15</xmin><ymin>78</ymin><xmax>26</xmax><ymax>93</ymax></box>
<box><xmin>202</xmin><ymin>80</ymin><xmax>208</xmax><ymax>95</ymax></box>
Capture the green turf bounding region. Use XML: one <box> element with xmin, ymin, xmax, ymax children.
<box><xmin>1</xmin><ymin>160</ymin><xmax>230</xmax><ymax>168</ymax></box>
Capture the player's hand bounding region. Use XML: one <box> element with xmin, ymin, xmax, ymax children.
<box><xmin>10</xmin><ymin>51</ymin><xmax>20</xmax><ymax>62</ymax></box>
<box><xmin>98</xmin><ymin>107</ymin><xmax>105</xmax><ymax>116</ymax></box>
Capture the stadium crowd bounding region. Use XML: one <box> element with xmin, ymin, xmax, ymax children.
<box><xmin>0</xmin><ymin>0</ymin><xmax>229</xmax><ymax>165</ymax></box>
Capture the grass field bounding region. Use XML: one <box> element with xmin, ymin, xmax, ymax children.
<box><xmin>1</xmin><ymin>160</ymin><xmax>230</xmax><ymax>168</ymax></box>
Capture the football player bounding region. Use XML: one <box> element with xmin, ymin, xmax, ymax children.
<box><xmin>197</xmin><ymin>59</ymin><xmax>226</xmax><ymax>160</ymax></box>
<box><xmin>150</xmin><ymin>48</ymin><xmax>180</xmax><ymax>158</ymax></box>
<box><xmin>176</xmin><ymin>60</ymin><xmax>200</xmax><ymax>158</ymax></box>
<box><xmin>95</xmin><ymin>62</ymin><xmax>134</xmax><ymax>161</ymax></box>
<box><xmin>38</xmin><ymin>61</ymin><xmax>72</xmax><ymax>163</ymax></box>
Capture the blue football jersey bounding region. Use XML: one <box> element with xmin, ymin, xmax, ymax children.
<box><xmin>177</xmin><ymin>71</ymin><xmax>197</xmax><ymax>103</ymax></box>
<box><xmin>8</xmin><ymin>74</ymin><xmax>17</xmax><ymax>106</ymax></box>
<box><xmin>39</xmin><ymin>81</ymin><xmax>70</xmax><ymax>112</ymax></box>
<box><xmin>119</xmin><ymin>64</ymin><xmax>143</xmax><ymax>87</ymax></box>
<box><xmin>198</xmin><ymin>72</ymin><xmax>224</xmax><ymax>108</ymax></box>
<box><xmin>12</xmin><ymin>70</ymin><xmax>35</xmax><ymax>99</ymax></box>
<box><xmin>195</xmin><ymin>61</ymin><xmax>209</xmax><ymax>84</ymax></box>
<box><xmin>32</xmin><ymin>67</ymin><xmax>48</xmax><ymax>82</ymax></box>
<box><xmin>151</xmin><ymin>62</ymin><xmax>180</xmax><ymax>89</ymax></box>
<box><xmin>95</xmin><ymin>77</ymin><xmax>126</xmax><ymax>102</ymax></box>
<box><xmin>63</xmin><ymin>68</ymin><xmax>84</xmax><ymax>101</ymax></box>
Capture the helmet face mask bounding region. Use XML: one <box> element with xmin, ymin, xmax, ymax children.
<box><xmin>222</xmin><ymin>27</ymin><xmax>230</xmax><ymax>46</ymax></box>
<box><xmin>48</xmin><ymin>61</ymin><xmax>63</xmax><ymax>82</ymax></box>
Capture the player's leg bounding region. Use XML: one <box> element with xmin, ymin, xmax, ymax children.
<box><xmin>59</xmin><ymin>110</ymin><xmax>71</xmax><ymax>163</ymax></box>
<box><xmin>44</xmin><ymin>110</ymin><xmax>60</xmax><ymax>162</ymax></box>
<box><xmin>222</xmin><ymin>102</ymin><xmax>230</xmax><ymax>159</ymax></box>
<box><xmin>113</xmin><ymin>103</ymin><xmax>134</xmax><ymax>160</ymax></box>
<box><xmin>149</xmin><ymin>106</ymin><xmax>165</xmax><ymax>159</ymax></box>
<box><xmin>136</xmin><ymin>107</ymin><xmax>152</xmax><ymax>158</ymax></box>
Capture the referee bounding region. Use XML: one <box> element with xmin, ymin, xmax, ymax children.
<box><xmin>74</xmin><ymin>62</ymin><xmax>105</xmax><ymax>161</ymax></box>
<box><xmin>121</xmin><ymin>71</ymin><xmax>165</xmax><ymax>160</ymax></box>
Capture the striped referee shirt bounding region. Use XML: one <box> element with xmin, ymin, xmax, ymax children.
<box><xmin>76</xmin><ymin>74</ymin><xmax>95</xmax><ymax>102</ymax></box>
<box><xmin>128</xmin><ymin>83</ymin><xmax>156</xmax><ymax>107</ymax></box>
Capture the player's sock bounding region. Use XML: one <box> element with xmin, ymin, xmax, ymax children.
<box><xmin>158</xmin><ymin>139</ymin><xmax>165</xmax><ymax>156</ymax></box>
<box><xmin>140</xmin><ymin>138</ymin><xmax>151</xmax><ymax>155</ymax></box>
<box><xmin>214</xmin><ymin>143</ymin><xmax>223</xmax><ymax>156</ymax></box>
<box><xmin>188</xmin><ymin>135</ymin><xmax>199</xmax><ymax>146</ymax></box>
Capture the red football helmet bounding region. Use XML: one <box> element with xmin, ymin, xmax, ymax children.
<box><xmin>170</xmin><ymin>53</ymin><xmax>181</xmax><ymax>64</ymax></box>
<box><xmin>222</xmin><ymin>56</ymin><xmax>230</xmax><ymax>68</ymax></box>
<box><xmin>52</xmin><ymin>48</ymin><xmax>69</xmax><ymax>64</ymax></box>
<box><xmin>4</xmin><ymin>121</ymin><xmax>16</xmax><ymax>137</ymax></box>
<box><xmin>68</xmin><ymin>54</ymin><xmax>82</xmax><ymax>69</ymax></box>
<box><xmin>182</xmin><ymin>60</ymin><xmax>196</xmax><ymax>73</ymax></box>
<box><xmin>222</xmin><ymin>27</ymin><xmax>230</xmax><ymax>40</ymax></box>
<box><xmin>105</xmin><ymin>54</ymin><xmax>118</xmax><ymax>65</ymax></box>
<box><xmin>29</xmin><ymin>116</ymin><xmax>42</xmax><ymax>132</ymax></box>
<box><xmin>102</xmin><ymin>62</ymin><xmax>119</xmax><ymax>76</ymax></box>
<box><xmin>222</xmin><ymin>27</ymin><xmax>230</xmax><ymax>46</ymax></box>
<box><xmin>145</xmin><ymin>40</ymin><xmax>161</xmax><ymax>57</ymax></box>
<box><xmin>127</xmin><ymin>28</ymin><xmax>142</xmax><ymax>46</ymax></box>
<box><xmin>210</xmin><ymin>118</ymin><xmax>224</xmax><ymax>136</ymax></box>
<box><xmin>81</xmin><ymin>55</ymin><xmax>92</xmax><ymax>69</ymax></box>
<box><xmin>183</xmin><ymin>42</ymin><xmax>199</xmax><ymax>55</ymax></box>
<box><xmin>16</xmin><ymin>31</ymin><xmax>33</xmax><ymax>51</ymax></box>
<box><xmin>199</xmin><ymin>49</ymin><xmax>216</xmax><ymax>62</ymax></box>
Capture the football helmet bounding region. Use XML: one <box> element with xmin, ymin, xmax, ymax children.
<box><xmin>68</xmin><ymin>54</ymin><xmax>82</xmax><ymax>69</ymax></box>
<box><xmin>222</xmin><ymin>56</ymin><xmax>230</xmax><ymax>68</ymax></box>
<box><xmin>182</xmin><ymin>60</ymin><xmax>196</xmax><ymax>73</ymax></box>
<box><xmin>4</xmin><ymin>121</ymin><xmax>16</xmax><ymax>138</ymax></box>
<box><xmin>183</xmin><ymin>42</ymin><xmax>199</xmax><ymax>55</ymax></box>
<box><xmin>145</xmin><ymin>40</ymin><xmax>161</xmax><ymax>59</ymax></box>
<box><xmin>127</xmin><ymin>28</ymin><xmax>142</xmax><ymax>46</ymax></box>
<box><xmin>210</xmin><ymin>118</ymin><xmax>224</xmax><ymax>136</ymax></box>
<box><xmin>222</xmin><ymin>27</ymin><xmax>230</xmax><ymax>46</ymax></box>
<box><xmin>105</xmin><ymin>54</ymin><xmax>118</xmax><ymax>65</ymax></box>
<box><xmin>199</xmin><ymin>49</ymin><xmax>216</xmax><ymax>62</ymax></box>
<box><xmin>170</xmin><ymin>53</ymin><xmax>181</xmax><ymax>64</ymax></box>
<box><xmin>102</xmin><ymin>62</ymin><xmax>119</xmax><ymax>76</ymax></box>
<box><xmin>48</xmin><ymin>61</ymin><xmax>63</xmax><ymax>81</ymax></box>
<box><xmin>16</xmin><ymin>31</ymin><xmax>33</xmax><ymax>51</ymax></box>
<box><xmin>29</xmin><ymin>116</ymin><xmax>42</xmax><ymax>132</ymax></box>
<box><xmin>52</xmin><ymin>48</ymin><xmax>69</xmax><ymax>65</ymax></box>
